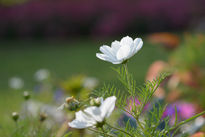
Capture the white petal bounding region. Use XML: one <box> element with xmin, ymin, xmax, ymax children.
<box><xmin>100</xmin><ymin>97</ymin><xmax>104</xmax><ymax>104</ymax></box>
<box><xmin>96</xmin><ymin>53</ymin><xmax>114</xmax><ymax>62</ymax></box>
<box><xmin>96</xmin><ymin>53</ymin><xmax>122</xmax><ymax>64</ymax></box>
<box><xmin>116</xmin><ymin>44</ymin><xmax>131</xmax><ymax>61</ymax></box>
<box><xmin>111</xmin><ymin>40</ymin><xmax>121</xmax><ymax>54</ymax></box>
<box><xmin>56</xmin><ymin>103</ymin><xmax>65</xmax><ymax>111</ymax></box>
<box><xmin>84</xmin><ymin>106</ymin><xmax>103</xmax><ymax>122</ymax></box>
<box><xmin>126</xmin><ymin>43</ymin><xmax>136</xmax><ymax>59</ymax></box>
<box><xmin>68</xmin><ymin>119</ymin><xmax>93</xmax><ymax>129</ymax></box>
<box><xmin>120</xmin><ymin>36</ymin><xmax>133</xmax><ymax>46</ymax></box>
<box><xmin>100</xmin><ymin>96</ymin><xmax>116</xmax><ymax>118</ymax></box>
<box><xmin>133</xmin><ymin>38</ymin><xmax>143</xmax><ymax>54</ymax></box>
<box><xmin>76</xmin><ymin>111</ymin><xmax>96</xmax><ymax>123</ymax></box>
<box><xmin>100</xmin><ymin>45</ymin><xmax>116</xmax><ymax>60</ymax></box>
<box><xmin>111</xmin><ymin>60</ymin><xmax>123</xmax><ymax>64</ymax></box>
<box><xmin>68</xmin><ymin>110</ymin><xmax>96</xmax><ymax>129</ymax></box>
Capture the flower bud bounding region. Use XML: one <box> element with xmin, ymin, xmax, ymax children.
<box><xmin>65</xmin><ymin>96</ymin><xmax>74</xmax><ymax>104</ymax></box>
<box><xmin>90</xmin><ymin>97</ymin><xmax>101</xmax><ymax>106</ymax></box>
<box><xmin>12</xmin><ymin>112</ymin><xmax>19</xmax><ymax>122</ymax></box>
<box><xmin>39</xmin><ymin>113</ymin><xmax>47</xmax><ymax>122</ymax></box>
<box><xmin>23</xmin><ymin>91</ymin><xmax>30</xmax><ymax>100</ymax></box>
<box><xmin>68</xmin><ymin>102</ymin><xmax>80</xmax><ymax>111</ymax></box>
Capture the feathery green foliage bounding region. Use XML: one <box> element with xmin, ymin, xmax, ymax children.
<box><xmin>90</xmin><ymin>62</ymin><xmax>204</xmax><ymax>137</ymax></box>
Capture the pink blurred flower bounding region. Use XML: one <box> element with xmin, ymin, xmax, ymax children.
<box><xmin>126</xmin><ymin>97</ymin><xmax>150</xmax><ymax>116</ymax></box>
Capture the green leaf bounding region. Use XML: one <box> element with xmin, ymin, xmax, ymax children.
<box><xmin>174</xmin><ymin>106</ymin><xmax>178</xmax><ymax>126</ymax></box>
<box><xmin>63</xmin><ymin>132</ymin><xmax>72</xmax><ymax>137</ymax></box>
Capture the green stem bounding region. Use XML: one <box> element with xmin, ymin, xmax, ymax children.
<box><xmin>106</xmin><ymin>122</ymin><xmax>134</xmax><ymax>137</ymax></box>
<box><xmin>123</xmin><ymin>63</ymin><xmax>151</xmax><ymax>136</ymax></box>
<box><xmin>101</xmin><ymin>126</ymin><xmax>106</xmax><ymax>137</ymax></box>
<box><xmin>88</xmin><ymin>128</ymin><xmax>116</xmax><ymax>137</ymax></box>
<box><xmin>11</xmin><ymin>121</ymin><xmax>19</xmax><ymax>136</ymax></box>
<box><xmin>136</xmin><ymin>118</ymin><xmax>153</xmax><ymax>137</ymax></box>
<box><xmin>136</xmin><ymin>118</ymin><xmax>144</xmax><ymax>130</ymax></box>
<box><xmin>124</xmin><ymin>63</ymin><xmax>133</xmax><ymax>95</ymax></box>
<box><xmin>122</xmin><ymin>108</ymin><xmax>136</xmax><ymax>118</ymax></box>
<box><xmin>138</xmin><ymin>81</ymin><xmax>160</xmax><ymax>116</ymax></box>
<box><xmin>169</xmin><ymin>111</ymin><xmax>205</xmax><ymax>131</ymax></box>
<box><xmin>171</xmin><ymin>126</ymin><xmax>181</xmax><ymax>137</ymax></box>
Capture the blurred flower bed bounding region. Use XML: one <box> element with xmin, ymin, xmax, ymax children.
<box><xmin>147</xmin><ymin>34</ymin><xmax>205</xmax><ymax>110</ymax></box>
<box><xmin>7</xmin><ymin>68</ymin><xmax>99</xmax><ymax>136</ymax></box>
<box><xmin>1</xmin><ymin>0</ymin><xmax>205</xmax><ymax>38</ymax></box>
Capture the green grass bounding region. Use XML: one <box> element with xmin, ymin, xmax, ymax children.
<box><xmin>0</xmin><ymin>40</ymin><xmax>169</xmax><ymax>88</ymax></box>
<box><xmin>0</xmin><ymin>39</ymin><xmax>170</xmax><ymax>135</ymax></box>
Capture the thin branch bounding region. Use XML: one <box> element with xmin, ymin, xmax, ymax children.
<box><xmin>124</xmin><ymin>63</ymin><xmax>132</xmax><ymax>95</ymax></box>
<box><xmin>169</xmin><ymin>111</ymin><xmax>205</xmax><ymax>131</ymax></box>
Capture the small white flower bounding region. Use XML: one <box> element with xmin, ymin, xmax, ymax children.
<box><xmin>96</xmin><ymin>36</ymin><xmax>143</xmax><ymax>64</ymax></box>
<box><xmin>90</xmin><ymin>97</ymin><xmax>103</xmax><ymax>106</ymax></box>
<box><xmin>34</xmin><ymin>69</ymin><xmax>50</xmax><ymax>81</ymax></box>
<box><xmin>68</xmin><ymin>96</ymin><xmax>116</xmax><ymax>129</ymax></box>
<box><xmin>9</xmin><ymin>77</ymin><xmax>24</xmax><ymax>89</ymax></box>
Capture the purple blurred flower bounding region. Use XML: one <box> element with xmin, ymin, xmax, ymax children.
<box><xmin>162</xmin><ymin>102</ymin><xmax>196</xmax><ymax>125</ymax></box>
<box><xmin>54</xmin><ymin>88</ymin><xmax>64</xmax><ymax>103</ymax></box>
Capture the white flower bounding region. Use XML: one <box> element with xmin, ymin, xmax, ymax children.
<box><xmin>9</xmin><ymin>77</ymin><xmax>24</xmax><ymax>89</ymax></box>
<box><xmin>22</xmin><ymin>101</ymin><xmax>66</xmax><ymax>123</ymax></box>
<box><xmin>96</xmin><ymin>36</ymin><xmax>143</xmax><ymax>64</ymax></box>
<box><xmin>68</xmin><ymin>96</ymin><xmax>116</xmax><ymax>129</ymax></box>
<box><xmin>90</xmin><ymin>97</ymin><xmax>102</xmax><ymax>106</ymax></box>
<box><xmin>34</xmin><ymin>69</ymin><xmax>50</xmax><ymax>81</ymax></box>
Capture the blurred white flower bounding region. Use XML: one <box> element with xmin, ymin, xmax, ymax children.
<box><xmin>194</xmin><ymin>116</ymin><xmax>205</xmax><ymax>126</ymax></box>
<box><xmin>179</xmin><ymin>116</ymin><xmax>205</xmax><ymax>135</ymax></box>
<box><xmin>22</xmin><ymin>101</ymin><xmax>66</xmax><ymax>124</ymax></box>
<box><xmin>83</xmin><ymin>77</ymin><xmax>99</xmax><ymax>90</ymax></box>
<box><xmin>34</xmin><ymin>69</ymin><xmax>50</xmax><ymax>81</ymax></box>
<box><xmin>68</xmin><ymin>96</ymin><xmax>116</xmax><ymax>129</ymax></box>
<box><xmin>96</xmin><ymin>36</ymin><xmax>143</xmax><ymax>64</ymax></box>
<box><xmin>194</xmin><ymin>116</ymin><xmax>204</xmax><ymax>127</ymax></box>
<box><xmin>9</xmin><ymin>77</ymin><xmax>24</xmax><ymax>89</ymax></box>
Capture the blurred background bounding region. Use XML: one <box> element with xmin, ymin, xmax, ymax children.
<box><xmin>1</xmin><ymin>0</ymin><xmax>205</xmax><ymax>39</ymax></box>
<box><xmin>0</xmin><ymin>0</ymin><xmax>205</xmax><ymax>136</ymax></box>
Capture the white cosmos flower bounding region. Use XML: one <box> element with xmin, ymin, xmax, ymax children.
<box><xmin>68</xmin><ymin>96</ymin><xmax>116</xmax><ymax>129</ymax></box>
<box><xmin>96</xmin><ymin>36</ymin><xmax>143</xmax><ymax>64</ymax></box>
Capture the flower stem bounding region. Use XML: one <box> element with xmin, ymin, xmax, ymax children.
<box><xmin>101</xmin><ymin>126</ymin><xmax>106</xmax><ymax>137</ymax></box>
<box><xmin>123</xmin><ymin>63</ymin><xmax>132</xmax><ymax>94</ymax></box>
<box><xmin>106</xmin><ymin>122</ymin><xmax>134</xmax><ymax>137</ymax></box>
